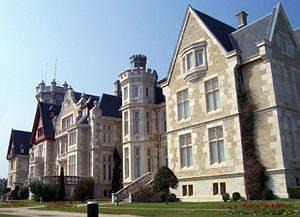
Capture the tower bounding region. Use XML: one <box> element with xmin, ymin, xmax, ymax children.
<box><xmin>119</xmin><ymin>54</ymin><xmax>159</xmax><ymax>185</ymax></box>
<box><xmin>35</xmin><ymin>79</ymin><xmax>69</xmax><ymax>105</ymax></box>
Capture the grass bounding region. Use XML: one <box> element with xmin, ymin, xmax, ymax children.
<box><xmin>0</xmin><ymin>200</ymin><xmax>40</xmax><ymax>208</ymax></box>
<box><xmin>0</xmin><ymin>215</ymin><xmax>27</xmax><ymax>217</ymax></box>
<box><xmin>31</xmin><ymin>199</ymin><xmax>300</xmax><ymax>216</ymax></box>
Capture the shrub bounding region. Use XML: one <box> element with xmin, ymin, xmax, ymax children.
<box><xmin>10</xmin><ymin>186</ymin><xmax>19</xmax><ymax>200</ymax></box>
<box><xmin>232</xmin><ymin>192</ymin><xmax>241</xmax><ymax>201</ymax></box>
<box><xmin>288</xmin><ymin>186</ymin><xmax>300</xmax><ymax>198</ymax></box>
<box><xmin>160</xmin><ymin>193</ymin><xmax>177</xmax><ymax>202</ymax></box>
<box><xmin>261</xmin><ymin>188</ymin><xmax>274</xmax><ymax>200</ymax></box>
<box><xmin>79</xmin><ymin>177</ymin><xmax>94</xmax><ymax>199</ymax></box>
<box><xmin>222</xmin><ymin>192</ymin><xmax>230</xmax><ymax>202</ymax></box>
<box><xmin>72</xmin><ymin>184</ymin><xmax>89</xmax><ymax>201</ymax></box>
<box><xmin>18</xmin><ymin>187</ymin><xmax>29</xmax><ymax>200</ymax></box>
<box><xmin>29</xmin><ymin>180</ymin><xmax>58</xmax><ymax>202</ymax></box>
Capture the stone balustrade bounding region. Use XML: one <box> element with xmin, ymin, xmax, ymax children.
<box><xmin>112</xmin><ymin>172</ymin><xmax>154</xmax><ymax>203</ymax></box>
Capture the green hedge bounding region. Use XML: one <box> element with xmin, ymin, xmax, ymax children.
<box><xmin>289</xmin><ymin>186</ymin><xmax>300</xmax><ymax>198</ymax></box>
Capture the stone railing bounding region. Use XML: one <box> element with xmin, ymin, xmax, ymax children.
<box><xmin>131</xmin><ymin>179</ymin><xmax>154</xmax><ymax>202</ymax></box>
<box><xmin>112</xmin><ymin>172</ymin><xmax>153</xmax><ymax>203</ymax></box>
<box><xmin>29</xmin><ymin>157</ymin><xmax>44</xmax><ymax>163</ymax></box>
<box><xmin>57</xmin><ymin>153</ymin><xmax>67</xmax><ymax>161</ymax></box>
<box><xmin>40</xmin><ymin>176</ymin><xmax>92</xmax><ymax>185</ymax></box>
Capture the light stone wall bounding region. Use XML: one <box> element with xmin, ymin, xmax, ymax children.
<box><xmin>171</xmin><ymin>175</ymin><xmax>245</xmax><ymax>202</ymax></box>
<box><xmin>163</xmin><ymin>10</ymin><xmax>245</xmax><ymax>201</ymax></box>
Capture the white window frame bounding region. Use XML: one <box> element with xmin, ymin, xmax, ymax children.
<box><xmin>69</xmin><ymin>131</ymin><xmax>76</xmax><ymax>147</ymax></box>
<box><xmin>125</xmin><ymin>148</ymin><xmax>129</xmax><ymax>179</ymax></box>
<box><xmin>68</xmin><ymin>155</ymin><xmax>76</xmax><ymax>176</ymax></box>
<box><xmin>179</xmin><ymin>133</ymin><xmax>193</xmax><ymax>168</ymax></box>
<box><xmin>208</xmin><ymin>126</ymin><xmax>225</xmax><ymax>164</ymax></box>
<box><xmin>103</xmin><ymin>154</ymin><xmax>113</xmax><ymax>182</ymax></box>
<box><xmin>103</xmin><ymin>124</ymin><xmax>113</xmax><ymax>145</ymax></box>
<box><xmin>205</xmin><ymin>77</ymin><xmax>220</xmax><ymax>112</ymax></box>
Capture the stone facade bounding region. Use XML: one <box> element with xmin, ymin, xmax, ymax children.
<box><xmin>7</xmin><ymin>3</ymin><xmax>300</xmax><ymax>202</ymax></box>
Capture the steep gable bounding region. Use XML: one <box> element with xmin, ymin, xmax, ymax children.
<box><xmin>163</xmin><ymin>5</ymin><xmax>236</xmax><ymax>86</ymax></box>
<box><xmin>31</xmin><ymin>102</ymin><xmax>61</xmax><ymax>144</ymax></box>
<box><xmin>7</xmin><ymin>129</ymin><xmax>32</xmax><ymax>160</ymax></box>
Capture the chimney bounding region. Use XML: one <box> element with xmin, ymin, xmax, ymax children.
<box><xmin>114</xmin><ymin>80</ymin><xmax>122</xmax><ymax>97</ymax></box>
<box><xmin>235</xmin><ymin>10</ymin><xmax>248</xmax><ymax>28</ymax></box>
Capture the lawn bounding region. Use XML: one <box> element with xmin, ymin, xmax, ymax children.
<box><xmin>31</xmin><ymin>199</ymin><xmax>300</xmax><ymax>217</ymax></box>
<box><xmin>0</xmin><ymin>200</ymin><xmax>40</xmax><ymax>208</ymax></box>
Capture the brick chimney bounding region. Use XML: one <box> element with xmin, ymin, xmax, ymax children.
<box><xmin>235</xmin><ymin>10</ymin><xmax>248</xmax><ymax>28</ymax></box>
<box><xmin>114</xmin><ymin>80</ymin><xmax>122</xmax><ymax>97</ymax></box>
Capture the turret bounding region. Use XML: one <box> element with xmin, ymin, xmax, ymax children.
<box><xmin>130</xmin><ymin>54</ymin><xmax>147</xmax><ymax>68</ymax></box>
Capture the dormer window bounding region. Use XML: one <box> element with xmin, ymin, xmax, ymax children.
<box><xmin>82</xmin><ymin>107</ymin><xmax>88</xmax><ymax>116</ymax></box>
<box><xmin>20</xmin><ymin>144</ymin><xmax>25</xmax><ymax>154</ymax></box>
<box><xmin>181</xmin><ymin>41</ymin><xmax>207</xmax><ymax>82</ymax></box>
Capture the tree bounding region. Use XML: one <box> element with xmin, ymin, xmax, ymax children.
<box><xmin>152</xmin><ymin>166</ymin><xmax>178</xmax><ymax>204</ymax></box>
<box><xmin>112</xmin><ymin>148</ymin><xmax>122</xmax><ymax>193</ymax></box>
<box><xmin>58</xmin><ymin>167</ymin><xmax>65</xmax><ymax>201</ymax></box>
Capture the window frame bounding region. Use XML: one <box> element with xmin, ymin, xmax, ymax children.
<box><xmin>205</xmin><ymin>77</ymin><xmax>220</xmax><ymax>112</ymax></box>
<box><xmin>179</xmin><ymin>133</ymin><xmax>193</xmax><ymax>168</ymax></box>
<box><xmin>177</xmin><ymin>89</ymin><xmax>190</xmax><ymax>121</ymax></box>
<box><xmin>208</xmin><ymin>126</ymin><xmax>225</xmax><ymax>164</ymax></box>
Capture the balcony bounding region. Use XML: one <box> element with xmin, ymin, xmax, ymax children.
<box><xmin>57</xmin><ymin>153</ymin><xmax>67</xmax><ymax>161</ymax></box>
<box><xmin>29</xmin><ymin>157</ymin><xmax>44</xmax><ymax>163</ymax></box>
<box><xmin>41</xmin><ymin>176</ymin><xmax>92</xmax><ymax>185</ymax></box>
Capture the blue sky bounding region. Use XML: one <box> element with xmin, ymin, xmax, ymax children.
<box><xmin>0</xmin><ymin>0</ymin><xmax>299</xmax><ymax>179</ymax></box>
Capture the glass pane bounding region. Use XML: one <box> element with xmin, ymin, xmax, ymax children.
<box><xmin>178</xmin><ymin>103</ymin><xmax>182</xmax><ymax>120</ymax></box>
<box><xmin>213</xmin><ymin>78</ymin><xmax>219</xmax><ymax>89</ymax></box>
<box><xmin>212</xmin><ymin>142</ymin><xmax>218</xmax><ymax>163</ymax></box>
<box><xmin>103</xmin><ymin>165</ymin><xmax>106</xmax><ymax>180</ymax></box>
<box><xmin>208</xmin><ymin>92</ymin><xmax>214</xmax><ymax>111</ymax></box>
<box><xmin>125</xmin><ymin>159</ymin><xmax>129</xmax><ymax>178</ymax></box>
<box><xmin>184</xmin><ymin>101</ymin><xmax>190</xmax><ymax>118</ymax></box>
<box><xmin>180</xmin><ymin>148</ymin><xmax>186</xmax><ymax>167</ymax></box>
<box><xmin>186</xmin><ymin>133</ymin><xmax>191</xmax><ymax>145</ymax></box>
<box><xmin>217</xmin><ymin>126</ymin><xmax>223</xmax><ymax>138</ymax></box>
<box><xmin>182</xmin><ymin>185</ymin><xmax>187</xmax><ymax>196</ymax></box>
<box><xmin>205</xmin><ymin>80</ymin><xmax>212</xmax><ymax>92</ymax></box>
<box><xmin>108</xmin><ymin>164</ymin><xmax>112</xmax><ymax>180</ymax></box>
<box><xmin>215</xmin><ymin>90</ymin><xmax>220</xmax><ymax>109</ymax></box>
<box><xmin>188</xmin><ymin>146</ymin><xmax>193</xmax><ymax>166</ymax></box>
<box><xmin>196</xmin><ymin>51</ymin><xmax>203</xmax><ymax>66</ymax></box>
<box><xmin>218</xmin><ymin>140</ymin><xmax>225</xmax><ymax>162</ymax></box>
<box><xmin>136</xmin><ymin>158</ymin><xmax>141</xmax><ymax>177</ymax></box>
<box><xmin>182</xmin><ymin>57</ymin><xmax>186</xmax><ymax>73</ymax></box>
<box><xmin>209</xmin><ymin>128</ymin><xmax>216</xmax><ymax>141</ymax></box>
<box><xmin>213</xmin><ymin>183</ymin><xmax>218</xmax><ymax>195</ymax></box>
<box><xmin>188</xmin><ymin>185</ymin><xmax>193</xmax><ymax>196</ymax></box>
<box><xmin>187</xmin><ymin>53</ymin><xmax>194</xmax><ymax>69</ymax></box>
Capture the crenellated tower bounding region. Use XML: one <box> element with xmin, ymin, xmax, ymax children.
<box><xmin>119</xmin><ymin>54</ymin><xmax>160</xmax><ymax>185</ymax></box>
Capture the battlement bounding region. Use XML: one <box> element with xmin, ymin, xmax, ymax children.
<box><xmin>119</xmin><ymin>67</ymin><xmax>157</xmax><ymax>82</ymax></box>
<box><xmin>130</xmin><ymin>54</ymin><xmax>147</xmax><ymax>68</ymax></box>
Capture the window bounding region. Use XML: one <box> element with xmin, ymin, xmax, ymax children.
<box><xmin>220</xmin><ymin>182</ymin><xmax>226</xmax><ymax>195</ymax></box>
<box><xmin>162</xmin><ymin>111</ymin><xmax>167</xmax><ymax>133</ymax></box>
<box><xmin>188</xmin><ymin>185</ymin><xmax>193</xmax><ymax>196</ymax></box>
<box><xmin>135</xmin><ymin>147</ymin><xmax>141</xmax><ymax>178</ymax></box>
<box><xmin>124</xmin><ymin>87</ymin><xmax>128</xmax><ymax>100</ymax></box>
<box><xmin>208</xmin><ymin>126</ymin><xmax>225</xmax><ymax>164</ymax></box>
<box><xmin>182</xmin><ymin>185</ymin><xmax>187</xmax><ymax>196</ymax></box>
<box><xmin>62</xmin><ymin>115</ymin><xmax>73</xmax><ymax>130</ymax></box>
<box><xmin>213</xmin><ymin>183</ymin><xmax>219</xmax><ymax>195</ymax></box>
<box><xmin>145</xmin><ymin>87</ymin><xmax>149</xmax><ymax>97</ymax></box>
<box><xmin>133</xmin><ymin>86</ymin><xmax>139</xmax><ymax>98</ymax></box>
<box><xmin>180</xmin><ymin>42</ymin><xmax>207</xmax><ymax>82</ymax></box>
<box><xmin>69</xmin><ymin>155</ymin><xmax>76</xmax><ymax>176</ymax></box>
<box><xmin>30</xmin><ymin>166</ymin><xmax>34</xmax><ymax>178</ymax></box>
<box><xmin>82</xmin><ymin>107</ymin><xmax>88</xmax><ymax>116</ymax></box>
<box><xmin>134</xmin><ymin>111</ymin><xmax>139</xmax><ymax>134</ymax></box>
<box><xmin>147</xmin><ymin>158</ymin><xmax>152</xmax><ymax>172</ymax></box>
<box><xmin>179</xmin><ymin>133</ymin><xmax>193</xmax><ymax>167</ymax></box>
<box><xmin>103</xmin><ymin>155</ymin><xmax>112</xmax><ymax>181</ymax></box>
<box><xmin>187</xmin><ymin>53</ymin><xmax>194</xmax><ymax>70</ymax></box>
<box><xmin>164</xmin><ymin>147</ymin><xmax>168</xmax><ymax>167</ymax></box>
<box><xmin>205</xmin><ymin>78</ymin><xmax>220</xmax><ymax>112</ymax></box>
<box><xmin>103</xmin><ymin>124</ymin><xmax>112</xmax><ymax>144</ymax></box>
<box><xmin>20</xmin><ymin>144</ymin><xmax>25</xmax><ymax>154</ymax></box>
<box><xmin>69</xmin><ymin>131</ymin><xmax>76</xmax><ymax>146</ymax></box>
<box><xmin>125</xmin><ymin>148</ymin><xmax>129</xmax><ymax>178</ymax></box>
<box><xmin>196</xmin><ymin>50</ymin><xmax>203</xmax><ymax>66</ymax></box>
<box><xmin>146</xmin><ymin>112</ymin><xmax>151</xmax><ymax>134</ymax></box>
<box><xmin>124</xmin><ymin>112</ymin><xmax>128</xmax><ymax>136</ymax></box>
<box><xmin>10</xmin><ymin>160</ymin><xmax>14</xmax><ymax>170</ymax></box>
<box><xmin>177</xmin><ymin>89</ymin><xmax>190</xmax><ymax>121</ymax></box>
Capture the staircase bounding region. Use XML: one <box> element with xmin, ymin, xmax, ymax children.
<box><xmin>112</xmin><ymin>172</ymin><xmax>154</xmax><ymax>203</ymax></box>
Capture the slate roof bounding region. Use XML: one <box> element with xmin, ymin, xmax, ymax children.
<box><xmin>155</xmin><ymin>87</ymin><xmax>165</xmax><ymax>104</ymax></box>
<box><xmin>294</xmin><ymin>28</ymin><xmax>300</xmax><ymax>43</ymax></box>
<box><xmin>10</xmin><ymin>129</ymin><xmax>32</xmax><ymax>156</ymax></box>
<box><xmin>39</xmin><ymin>102</ymin><xmax>61</xmax><ymax>136</ymax></box>
<box><xmin>74</xmin><ymin>91</ymin><xmax>100</xmax><ymax>103</ymax></box>
<box><xmin>98</xmin><ymin>94</ymin><xmax>122</xmax><ymax>118</ymax></box>
<box><xmin>192</xmin><ymin>7</ymin><xmax>236</xmax><ymax>52</ymax></box>
<box><xmin>230</xmin><ymin>14</ymin><xmax>273</xmax><ymax>60</ymax></box>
